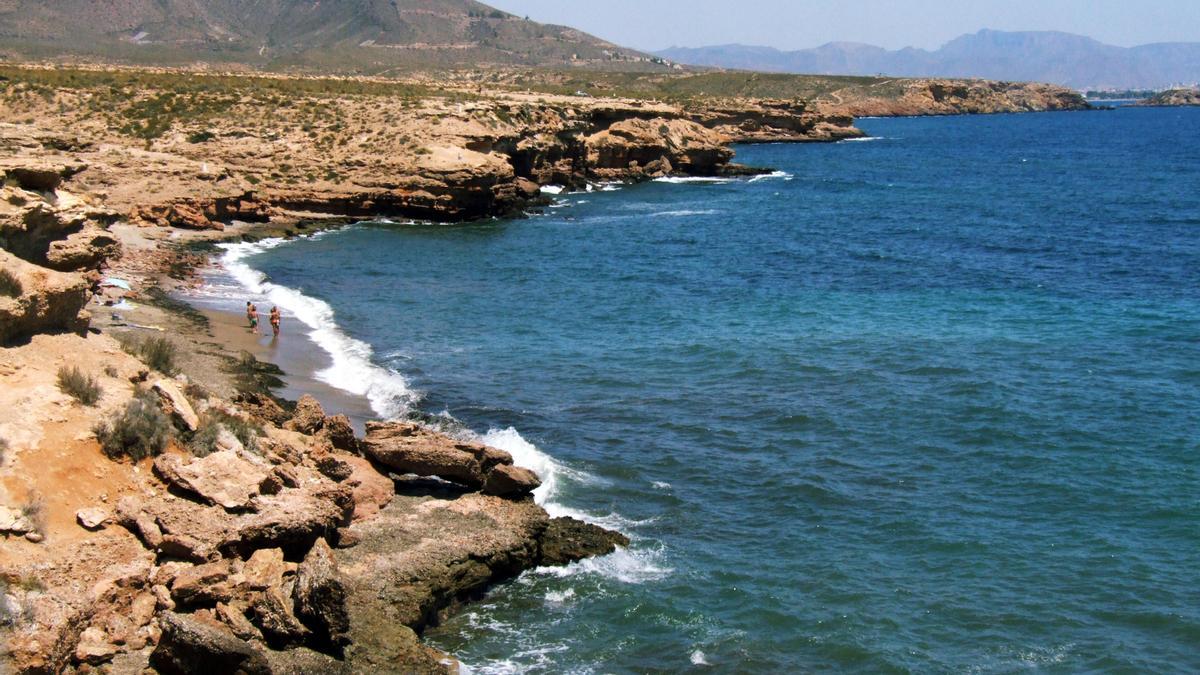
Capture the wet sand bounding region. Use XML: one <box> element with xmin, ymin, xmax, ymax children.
<box><xmin>200</xmin><ymin>305</ymin><xmax>378</xmax><ymax>433</ymax></box>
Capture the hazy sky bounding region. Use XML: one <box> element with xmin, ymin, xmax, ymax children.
<box><xmin>486</xmin><ymin>0</ymin><xmax>1200</xmax><ymax>51</ymax></box>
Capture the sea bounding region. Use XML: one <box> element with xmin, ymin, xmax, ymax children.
<box><xmin>191</xmin><ymin>105</ymin><xmax>1200</xmax><ymax>673</ymax></box>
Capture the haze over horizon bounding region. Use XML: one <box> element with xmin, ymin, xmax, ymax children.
<box><xmin>487</xmin><ymin>0</ymin><xmax>1200</xmax><ymax>52</ymax></box>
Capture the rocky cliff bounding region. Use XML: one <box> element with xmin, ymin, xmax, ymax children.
<box><xmin>0</xmin><ymin>67</ymin><xmax>865</xmax><ymax>230</ymax></box>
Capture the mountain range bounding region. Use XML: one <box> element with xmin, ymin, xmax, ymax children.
<box><xmin>657</xmin><ymin>30</ymin><xmax>1200</xmax><ymax>90</ymax></box>
<box><xmin>0</xmin><ymin>0</ymin><xmax>665</xmax><ymax>71</ymax></box>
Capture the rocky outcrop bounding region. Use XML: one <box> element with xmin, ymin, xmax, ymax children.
<box><xmin>363</xmin><ymin>420</ymin><xmax>540</xmax><ymax>497</ymax></box>
<box><xmin>817</xmin><ymin>79</ymin><xmax>1090</xmax><ymax>117</ymax></box>
<box><xmin>154</xmin><ymin>451</ymin><xmax>271</xmax><ymax>511</ymax></box>
<box><xmin>0</xmin><ymin>248</ymin><xmax>90</xmax><ymax>345</ymax></box>
<box><xmin>131</xmin><ymin>192</ymin><xmax>271</xmax><ymax>231</ymax></box>
<box><xmin>540</xmin><ymin>517</ymin><xmax>631</xmax><ymax>566</ymax></box>
<box><xmin>0</xmin><ymin>173</ymin><xmax>119</xmax><ymax>273</ymax></box>
<box><xmin>583</xmin><ymin>118</ymin><xmax>733</xmax><ymax>179</ymax></box>
<box><xmin>1135</xmin><ymin>88</ymin><xmax>1200</xmax><ymax>107</ymax></box>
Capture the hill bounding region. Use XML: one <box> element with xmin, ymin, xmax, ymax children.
<box><xmin>0</xmin><ymin>0</ymin><xmax>669</xmax><ymax>72</ymax></box>
<box><xmin>657</xmin><ymin>30</ymin><xmax>1200</xmax><ymax>90</ymax></box>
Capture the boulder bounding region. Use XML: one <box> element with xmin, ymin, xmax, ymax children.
<box><xmin>215</xmin><ymin>601</ymin><xmax>261</xmax><ymax>641</ymax></box>
<box><xmin>152</xmin><ymin>379</ymin><xmax>200</xmax><ymax>432</ymax></box>
<box><xmin>482</xmin><ymin>464</ymin><xmax>541</xmax><ymax>498</ymax></box>
<box><xmin>0</xmin><ymin>248</ymin><xmax>90</xmax><ymax>345</ymax></box>
<box><xmin>73</xmin><ymin>626</ymin><xmax>118</xmax><ymax>666</ymax></box>
<box><xmin>341</xmin><ymin>455</ymin><xmax>393</xmax><ymax>522</ymax></box>
<box><xmin>154</xmin><ymin>451</ymin><xmax>270</xmax><ymax>510</ymax></box>
<box><xmin>76</xmin><ymin>507</ymin><xmax>111</xmax><ymax>530</ymax></box>
<box><xmin>249</xmin><ymin>581</ymin><xmax>309</xmax><ymax>647</ymax></box>
<box><xmin>150</xmin><ymin>612</ymin><xmax>270</xmax><ymax>675</ymax></box>
<box><xmin>539</xmin><ymin>517</ymin><xmax>631</xmax><ymax>566</ymax></box>
<box><xmin>315</xmin><ymin>454</ymin><xmax>353</xmax><ymax>482</ymax></box>
<box><xmin>362</xmin><ymin>421</ymin><xmax>513</xmax><ymax>490</ymax></box>
<box><xmin>242</xmin><ymin>547</ymin><xmax>286</xmax><ymax>591</ymax></box>
<box><xmin>170</xmin><ymin>559</ymin><xmax>239</xmax><ymax>606</ymax></box>
<box><xmin>293</xmin><ymin>538</ymin><xmax>350</xmax><ymax>648</ymax></box>
<box><xmin>322</xmin><ymin>413</ymin><xmax>359</xmax><ymax>453</ymax></box>
<box><xmin>233</xmin><ymin>391</ymin><xmax>291</xmax><ymax>426</ymax></box>
<box><xmin>284</xmin><ymin>394</ymin><xmax>326</xmax><ymax>434</ymax></box>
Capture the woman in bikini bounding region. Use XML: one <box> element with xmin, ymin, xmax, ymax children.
<box><xmin>270</xmin><ymin>307</ymin><xmax>281</xmax><ymax>337</ymax></box>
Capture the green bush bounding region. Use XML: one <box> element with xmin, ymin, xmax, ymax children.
<box><xmin>118</xmin><ymin>334</ymin><xmax>179</xmax><ymax>376</ymax></box>
<box><xmin>140</xmin><ymin>337</ymin><xmax>178</xmax><ymax>375</ymax></box>
<box><xmin>57</xmin><ymin>366</ymin><xmax>102</xmax><ymax>406</ymax></box>
<box><xmin>94</xmin><ymin>391</ymin><xmax>174</xmax><ymax>461</ymax></box>
<box><xmin>189</xmin><ymin>410</ymin><xmax>262</xmax><ymax>457</ymax></box>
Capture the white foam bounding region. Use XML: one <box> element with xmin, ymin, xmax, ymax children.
<box><xmin>539</xmin><ymin>184</ymin><xmax>564</xmax><ymax>195</ymax></box>
<box><xmin>691</xmin><ymin>650</ymin><xmax>711</xmax><ymax>666</ymax></box>
<box><xmin>653</xmin><ymin>176</ymin><xmax>735</xmax><ymax>184</ymax></box>
<box><xmin>544</xmin><ymin>588</ymin><xmax>575</xmax><ymax>604</ymax></box>
<box><xmin>532</xmin><ymin>545</ymin><xmax>672</xmax><ymax>584</ymax></box>
<box><xmin>217</xmin><ymin>239</ymin><xmax>418</xmax><ymax>419</ymax></box>
<box><xmin>840</xmin><ymin>136</ymin><xmax>883</xmax><ymax>143</ymax></box>
<box><xmin>649</xmin><ymin>209</ymin><xmax>718</xmax><ymax>217</ymax></box>
<box><xmin>652</xmin><ymin>481</ymin><xmax>672</xmax><ymax>490</ymax></box>
<box><xmin>748</xmin><ymin>170</ymin><xmax>793</xmax><ymax>182</ymax></box>
<box><xmin>478</xmin><ymin>426</ymin><xmax>599</xmax><ymax>510</ymax></box>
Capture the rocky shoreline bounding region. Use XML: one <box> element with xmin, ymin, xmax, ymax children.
<box><xmin>1</xmin><ymin>64</ymin><xmax>1092</xmax><ymax>673</ymax></box>
<box><xmin>0</xmin><ymin>165</ymin><xmax>628</xmax><ymax>673</ymax></box>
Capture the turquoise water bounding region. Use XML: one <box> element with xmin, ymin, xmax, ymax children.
<box><xmin>235</xmin><ymin>107</ymin><xmax>1199</xmax><ymax>672</ymax></box>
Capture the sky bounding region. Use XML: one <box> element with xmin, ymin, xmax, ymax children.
<box><xmin>486</xmin><ymin>0</ymin><xmax>1200</xmax><ymax>51</ymax></box>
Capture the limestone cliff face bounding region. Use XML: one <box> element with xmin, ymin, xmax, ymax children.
<box><xmin>683</xmin><ymin>100</ymin><xmax>865</xmax><ymax>143</ymax></box>
<box><xmin>817</xmin><ymin>79</ymin><xmax>1090</xmax><ymax>117</ymax></box>
<box><xmin>0</xmin><ymin>160</ymin><xmax>122</xmax><ymax>344</ymax></box>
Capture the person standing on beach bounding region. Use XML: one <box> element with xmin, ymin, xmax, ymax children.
<box><xmin>248</xmin><ymin>302</ymin><xmax>260</xmax><ymax>334</ymax></box>
<box><xmin>270</xmin><ymin>307</ymin><xmax>281</xmax><ymax>337</ymax></box>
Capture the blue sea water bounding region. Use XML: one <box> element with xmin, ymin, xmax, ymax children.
<box><xmin>229</xmin><ymin>107</ymin><xmax>1200</xmax><ymax>672</ymax></box>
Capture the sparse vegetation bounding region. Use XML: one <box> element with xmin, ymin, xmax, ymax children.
<box><xmin>0</xmin><ymin>437</ymin><xmax>8</xmax><ymax>464</ymax></box>
<box><xmin>118</xmin><ymin>334</ymin><xmax>179</xmax><ymax>375</ymax></box>
<box><xmin>57</xmin><ymin>366</ymin><xmax>102</xmax><ymax>405</ymax></box>
<box><xmin>189</xmin><ymin>409</ymin><xmax>262</xmax><ymax>457</ymax></box>
<box><xmin>103</xmin><ymin>365</ymin><xmax>120</xmax><ymax>378</ymax></box>
<box><xmin>20</xmin><ymin>496</ymin><xmax>46</xmax><ymax>537</ymax></box>
<box><xmin>94</xmin><ymin>390</ymin><xmax>174</xmax><ymax>461</ymax></box>
<box><xmin>0</xmin><ymin>268</ymin><xmax>21</xmax><ymax>297</ymax></box>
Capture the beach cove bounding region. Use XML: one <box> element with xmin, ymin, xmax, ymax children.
<box><xmin>208</xmin><ymin>108</ymin><xmax>1200</xmax><ymax>672</ymax></box>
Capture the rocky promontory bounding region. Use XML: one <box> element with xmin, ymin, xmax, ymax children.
<box><xmin>814</xmin><ymin>78</ymin><xmax>1090</xmax><ymax>117</ymax></box>
<box><xmin>1134</xmin><ymin>88</ymin><xmax>1200</xmax><ymax>107</ymax></box>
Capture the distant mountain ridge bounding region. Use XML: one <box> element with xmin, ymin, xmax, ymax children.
<box><xmin>657</xmin><ymin>30</ymin><xmax>1200</xmax><ymax>90</ymax></box>
<box><xmin>0</xmin><ymin>0</ymin><xmax>667</xmax><ymax>71</ymax></box>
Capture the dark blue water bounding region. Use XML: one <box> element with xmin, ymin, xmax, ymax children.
<box><xmin>246</xmin><ymin>107</ymin><xmax>1200</xmax><ymax>673</ymax></box>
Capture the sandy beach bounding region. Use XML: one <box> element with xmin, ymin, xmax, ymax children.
<box><xmin>197</xmin><ymin>303</ymin><xmax>379</xmax><ymax>433</ymax></box>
